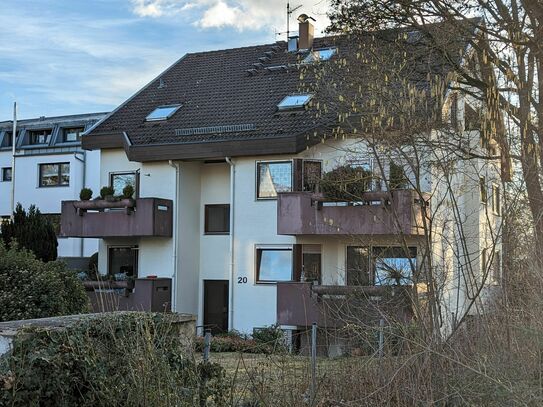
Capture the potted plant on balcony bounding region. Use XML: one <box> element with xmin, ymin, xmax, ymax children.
<box><xmin>79</xmin><ymin>187</ymin><xmax>92</xmax><ymax>201</ymax></box>
<box><xmin>320</xmin><ymin>165</ymin><xmax>372</xmax><ymax>202</ymax></box>
<box><xmin>100</xmin><ymin>186</ymin><xmax>116</xmax><ymax>202</ymax></box>
<box><xmin>122</xmin><ymin>184</ymin><xmax>135</xmax><ymax>200</ymax></box>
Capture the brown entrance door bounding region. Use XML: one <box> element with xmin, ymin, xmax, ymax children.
<box><xmin>203</xmin><ymin>280</ymin><xmax>229</xmax><ymax>335</ymax></box>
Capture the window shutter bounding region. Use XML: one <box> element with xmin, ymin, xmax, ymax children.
<box><xmin>293</xmin><ymin>159</ymin><xmax>304</xmax><ymax>192</ymax></box>
<box><xmin>292</xmin><ymin>244</ymin><xmax>303</xmax><ymax>281</ymax></box>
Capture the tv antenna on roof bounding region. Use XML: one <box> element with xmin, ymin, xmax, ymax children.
<box><xmin>286</xmin><ymin>2</ymin><xmax>302</xmax><ymax>40</ymax></box>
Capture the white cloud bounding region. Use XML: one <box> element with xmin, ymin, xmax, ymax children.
<box><xmin>129</xmin><ymin>0</ymin><xmax>331</xmax><ymax>34</ymax></box>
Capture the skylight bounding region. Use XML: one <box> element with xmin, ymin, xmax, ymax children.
<box><xmin>277</xmin><ymin>94</ymin><xmax>313</xmax><ymax>111</ymax></box>
<box><xmin>146</xmin><ymin>104</ymin><xmax>181</xmax><ymax>121</ymax></box>
<box><xmin>303</xmin><ymin>47</ymin><xmax>337</xmax><ymax>64</ymax></box>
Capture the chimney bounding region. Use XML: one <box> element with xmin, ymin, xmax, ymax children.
<box><xmin>297</xmin><ymin>14</ymin><xmax>315</xmax><ymax>50</ymax></box>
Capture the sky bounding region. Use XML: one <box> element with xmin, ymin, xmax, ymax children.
<box><xmin>0</xmin><ymin>0</ymin><xmax>330</xmax><ymax>120</ymax></box>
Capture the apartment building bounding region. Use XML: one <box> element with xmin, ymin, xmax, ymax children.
<box><xmin>60</xmin><ymin>18</ymin><xmax>503</xmax><ymax>346</ymax></box>
<box><xmin>0</xmin><ymin>112</ymin><xmax>107</xmax><ymax>261</ymax></box>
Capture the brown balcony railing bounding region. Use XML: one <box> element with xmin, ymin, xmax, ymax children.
<box><xmin>84</xmin><ymin>277</ymin><xmax>172</xmax><ymax>313</ymax></box>
<box><xmin>60</xmin><ymin>198</ymin><xmax>173</xmax><ymax>238</ymax></box>
<box><xmin>277</xmin><ymin>190</ymin><xmax>429</xmax><ymax>236</ymax></box>
<box><xmin>276</xmin><ymin>282</ymin><xmax>413</xmax><ymax>328</ymax></box>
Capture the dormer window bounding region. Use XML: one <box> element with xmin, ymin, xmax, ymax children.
<box><xmin>28</xmin><ymin>129</ymin><xmax>52</xmax><ymax>145</ymax></box>
<box><xmin>146</xmin><ymin>104</ymin><xmax>181</xmax><ymax>121</ymax></box>
<box><xmin>277</xmin><ymin>94</ymin><xmax>313</xmax><ymax>111</ymax></box>
<box><xmin>62</xmin><ymin>127</ymin><xmax>85</xmax><ymax>143</ymax></box>
<box><xmin>303</xmin><ymin>47</ymin><xmax>337</xmax><ymax>64</ymax></box>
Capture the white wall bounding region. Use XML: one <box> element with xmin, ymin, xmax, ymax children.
<box><xmin>197</xmin><ymin>163</ymin><xmax>230</xmax><ymax>326</ymax></box>
<box><xmin>0</xmin><ymin>150</ymin><xmax>99</xmax><ymax>257</ymax></box>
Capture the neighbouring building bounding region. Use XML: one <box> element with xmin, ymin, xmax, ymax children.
<box><xmin>0</xmin><ymin>112</ymin><xmax>108</xmax><ymax>264</ymax></box>
<box><xmin>60</xmin><ymin>18</ymin><xmax>504</xmax><ymax>352</ymax></box>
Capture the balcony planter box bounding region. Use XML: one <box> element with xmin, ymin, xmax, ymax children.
<box><xmin>73</xmin><ymin>198</ymin><xmax>136</xmax><ymax>213</ymax></box>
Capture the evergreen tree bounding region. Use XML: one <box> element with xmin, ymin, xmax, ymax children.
<box><xmin>1</xmin><ymin>203</ymin><xmax>58</xmax><ymax>262</ymax></box>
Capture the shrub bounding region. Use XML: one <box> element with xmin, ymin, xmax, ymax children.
<box><xmin>122</xmin><ymin>184</ymin><xmax>135</xmax><ymax>199</ymax></box>
<box><xmin>194</xmin><ymin>334</ymin><xmax>274</xmax><ymax>354</ymax></box>
<box><xmin>99</xmin><ymin>186</ymin><xmax>114</xmax><ymax>199</ymax></box>
<box><xmin>252</xmin><ymin>324</ymin><xmax>284</xmax><ymax>346</ymax></box>
<box><xmin>0</xmin><ymin>313</ymin><xmax>228</xmax><ymax>406</ymax></box>
<box><xmin>1</xmin><ymin>203</ymin><xmax>58</xmax><ymax>262</ymax></box>
<box><xmin>320</xmin><ymin>165</ymin><xmax>372</xmax><ymax>201</ymax></box>
<box><xmin>0</xmin><ymin>242</ymin><xmax>89</xmax><ymax>322</ymax></box>
<box><xmin>79</xmin><ymin>187</ymin><xmax>92</xmax><ymax>200</ymax></box>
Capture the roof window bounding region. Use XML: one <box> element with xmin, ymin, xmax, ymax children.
<box><xmin>145</xmin><ymin>104</ymin><xmax>181</xmax><ymax>121</ymax></box>
<box><xmin>303</xmin><ymin>47</ymin><xmax>337</xmax><ymax>64</ymax></box>
<box><xmin>277</xmin><ymin>94</ymin><xmax>313</xmax><ymax>111</ymax></box>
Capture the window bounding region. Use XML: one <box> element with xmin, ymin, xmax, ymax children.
<box><xmin>1</xmin><ymin>167</ymin><xmax>12</xmax><ymax>182</ymax></box>
<box><xmin>110</xmin><ymin>172</ymin><xmax>138</xmax><ymax>197</ymax></box>
<box><xmin>108</xmin><ymin>246</ymin><xmax>138</xmax><ymax>279</ymax></box>
<box><xmin>347</xmin><ymin>246</ymin><xmax>416</xmax><ymax>286</ymax></box>
<box><xmin>28</xmin><ymin>129</ymin><xmax>52</xmax><ymax>145</ymax></box>
<box><xmin>256</xmin><ymin>246</ymin><xmax>293</xmax><ymax>283</ymax></box>
<box><xmin>302</xmin><ymin>244</ymin><xmax>321</xmax><ymax>283</ymax></box>
<box><xmin>205</xmin><ymin>204</ymin><xmax>230</xmax><ymax>234</ymax></box>
<box><xmin>303</xmin><ymin>47</ymin><xmax>337</xmax><ymax>63</ymax></box>
<box><xmin>1</xmin><ymin>131</ymin><xmax>13</xmax><ymax>148</ymax></box>
<box><xmin>146</xmin><ymin>104</ymin><xmax>181</xmax><ymax>121</ymax></box>
<box><xmin>373</xmin><ymin>247</ymin><xmax>416</xmax><ymax>286</ymax></box>
<box><xmin>480</xmin><ymin>176</ymin><xmax>487</xmax><ymax>204</ymax></box>
<box><xmin>61</xmin><ymin>127</ymin><xmax>84</xmax><ymax>142</ymax></box>
<box><xmin>303</xmin><ymin>160</ymin><xmax>322</xmax><ymax>193</ymax></box>
<box><xmin>492</xmin><ymin>184</ymin><xmax>500</xmax><ymax>215</ymax></box>
<box><xmin>39</xmin><ymin>163</ymin><xmax>69</xmax><ymax>187</ymax></box>
<box><xmin>389</xmin><ymin>162</ymin><xmax>408</xmax><ymax>189</ymax></box>
<box><xmin>277</xmin><ymin>94</ymin><xmax>313</xmax><ymax>111</ymax></box>
<box><xmin>347</xmin><ymin>246</ymin><xmax>371</xmax><ymax>285</ymax></box>
<box><xmin>256</xmin><ymin>161</ymin><xmax>292</xmax><ymax>199</ymax></box>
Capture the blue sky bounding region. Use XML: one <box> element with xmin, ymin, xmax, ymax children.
<box><xmin>0</xmin><ymin>0</ymin><xmax>330</xmax><ymax>120</ymax></box>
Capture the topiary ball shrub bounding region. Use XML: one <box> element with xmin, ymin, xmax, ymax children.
<box><xmin>0</xmin><ymin>313</ymin><xmax>228</xmax><ymax>407</ymax></box>
<box><xmin>122</xmin><ymin>184</ymin><xmax>135</xmax><ymax>199</ymax></box>
<box><xmin>99</xmin><ymin>186</ymin><xmax>114</xmax><ymax>199</ymax></box>
<box><xmin>79</xmin><ymin>188</ymin><xmax>92</xmax><ymax>201</ymax></box>
<box><xmin>0</xmin><ymin>242</ymin><xmax>89</xmax><ymax>322</ymax></box>
<box><xmin>320</xmin><ymin>165</ymin><xmax>372</xmax><ymax>201</ymax></box>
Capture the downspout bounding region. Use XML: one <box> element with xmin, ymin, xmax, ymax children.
<box><xmin>168</xmin><ymin>160</ymin><xmax>180</xmax><ymax>312</ymax></box>
<box><xmin>226</xmin><ymin>157</ymin><xmax>235</xmax><ymax>330</ymax></box>
<box><xmin>74</xmin><ymin>151</ymin><xmax>86</xmax><ymax>257</ymax></box>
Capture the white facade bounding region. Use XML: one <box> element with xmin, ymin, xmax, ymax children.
<box><xmin>0</xmin><ymin>112</ymin><xmax>107</xmax><ymax>259</ymax></box>
<box><xmin>93</xmin><ymin>92</ymin><xmax>503</xmax><ymax>335</ymax></box>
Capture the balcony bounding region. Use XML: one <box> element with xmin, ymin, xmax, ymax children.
<box><xmin>84</xmin><ymin>277</ymin><xmax>172</xmax><ymax>313</ymax></box>
<box><xmin>276</xmin><ymin>282</ymin><xmax>413</xmax><ymax>328</ymax></box>
<box><xmin>60</xmin><ymin>198</ymin><xmax>173</xmax><ymax>238</ymax></box>
<box><xmin>277</xmin><ymin>190</ymin><xmax>429</xmax><ymax>236</ymax></box>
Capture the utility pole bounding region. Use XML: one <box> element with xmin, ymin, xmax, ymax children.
<box><xmin>10</xmin><ymin>102</ymin><xmax>17</xmax><ymax>221</ymax></box>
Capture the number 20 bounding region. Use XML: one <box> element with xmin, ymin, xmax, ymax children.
<box><xmin>237</xmin><ymin>277</ymin><xmax>247</xmax><ymax>284</ymax></box>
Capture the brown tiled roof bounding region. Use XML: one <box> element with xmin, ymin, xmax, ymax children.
<box><xmin>84</xmin><ymin>24</ymin><xmax>473</xmax><ymax>161</ymax></box>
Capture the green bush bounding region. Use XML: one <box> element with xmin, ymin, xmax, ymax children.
<box><xmin>194</xmin><ymin>334</ymin><xmax>273</xmax><ymax>354</ymax></box>
<box><xmin>1</xmin><ymin>203</ymin><xmax>58</xmax><ymax>262</ymax></box>
<box><xmin>0</xmin><ymin>313</ymin><xmax>228</xmax><ymax>407</ymax></box>
<box><xmin>99</xmin><ymin>186</ymin><xmax>114</xmax><ymax>199</ymax></box>
<box><xmin>122</xmin><ymin>184</ymin><xmax>135</xmax><ymax>199</ymax></box>
<box><xmin>79</xmin><ymin>187</ymin><xmax>92</xmax><ymax>200</ymax></box>
<box><xmin>0</xmin><ymin>242</ymin><xmax>89</xmax><ymax>322</ymax></box>
<box><xmin>252</xmin><ymin>324</ymin><xmax>284</xmax><ymax>346</ymax></box>
<box><xmin>320</xmin><ymin>165</ymin><xmax>372</xmax><ymax>201</ymax></box>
